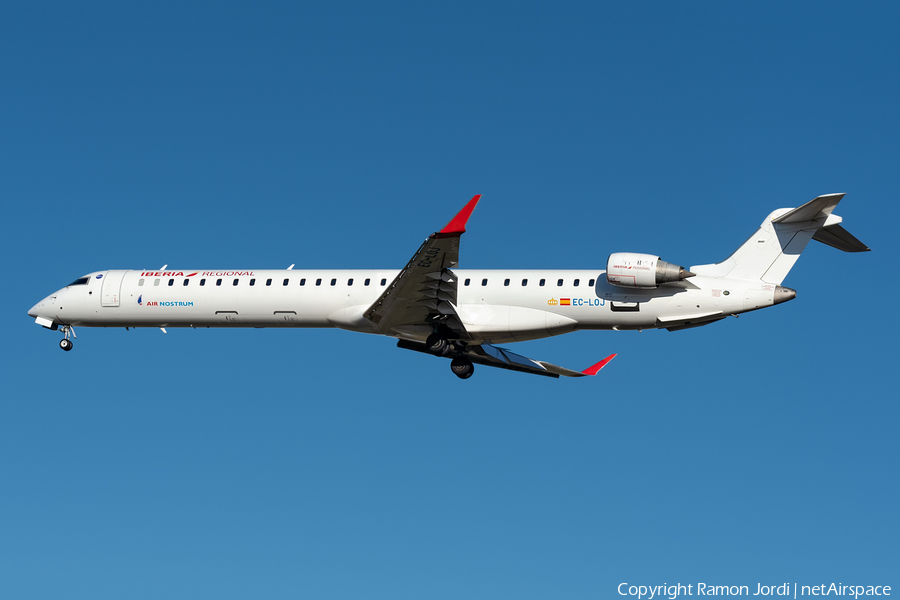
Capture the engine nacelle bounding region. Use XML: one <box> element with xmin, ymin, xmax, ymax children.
<box><xmin>606</xmin><ymin>252</ymin><xmax>695</xmax><ymax>289</ymax></box>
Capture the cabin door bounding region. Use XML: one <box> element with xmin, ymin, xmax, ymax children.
<box><xmin>101</xmin><ymin>271</ymin><xmax>127</xmax><ymax>307</ymax></box>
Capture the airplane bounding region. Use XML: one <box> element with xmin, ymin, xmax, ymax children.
<box><xmin>28</xmin><ymin>193</ymin><xmax>869</xmax><ymax>379</ymax></box>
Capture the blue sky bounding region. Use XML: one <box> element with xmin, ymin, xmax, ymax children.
<box><xmin>1</xmin><ymin>3</ymin><xmax>897</xmax><ymax>598</ymax></box>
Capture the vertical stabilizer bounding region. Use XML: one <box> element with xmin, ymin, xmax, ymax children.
<box><xmin>691</xmin><ymin>193</ymin><xmax>868</xmax><ymax>285</ymax></box>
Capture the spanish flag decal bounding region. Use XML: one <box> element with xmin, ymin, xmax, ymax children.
<box><xmin>560</xmin><ymin>298</ymin><xmax>571</xmax><ymax>306</ymax></box>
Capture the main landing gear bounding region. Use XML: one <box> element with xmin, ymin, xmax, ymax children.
<box><xmin>58</xmin><ymin>325</ymin><xmax>75</xmax><ymax>351</ymax></box>
<box><xmin>425</xmin><ymin>333</ymin><xmax>475</xmax><ymax>379</ymax></box>
<box><xmin>450</xmin><ymin>357</ymin><xmax>474</xmax><ymax>379</ymax></box>
<box><xmin>425</xmin><ymin>332</ymin><xmax>450</xmax><ymax>356</ymax></box>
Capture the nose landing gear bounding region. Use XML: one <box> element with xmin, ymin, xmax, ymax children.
<box><xmin>58</xmin><ymin>325</ymin><xmax>76</xmax><ymax>351</ymax></box>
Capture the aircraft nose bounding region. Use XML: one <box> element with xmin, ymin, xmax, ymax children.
<box><xmin>28</xmin><ymin>294</ymin><xmax>56</xmax><ymax>319</ymax></box>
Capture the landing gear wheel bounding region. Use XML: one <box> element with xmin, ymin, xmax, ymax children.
<box><xmin>425</xmin><ymin>333</ymin><xmax>448</xmax><ymax>356</ymax></box>
<box><xmin>59</xmin><ymin>339</ymin><xmax>73</xmax><ymax>351</ymax></box>
<box><xmin>451</xmin><ymin>357</ymin><xmax>474</xmax><ymax>379</ymax></box>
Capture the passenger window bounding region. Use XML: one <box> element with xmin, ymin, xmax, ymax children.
<box><xmin>522</xmin><ymin>279</ymin><xmax>528</xmax><ymax>286</ymax></box>
<box><xmin>348</xmin><ymin>278</ymin><xmax>353</xmax><ymax>286</ymax></box>
<box><xmin>200</xmin><ymin>279</ymin><xmax>206</xmax><ymax>286</ymax></box>
<box><xmin>216</xmin><ymin>279</ymin><xmax>222</xmax><ymax>286</ymax></box>
<box><xmin>464</xmin><ymin>278</ymin><xmax>470</xmax><ymax>286</ymax></box>
<box><xmin>300</xmin><ymin>278</ymin><xmax>306</xmax><ymax>286</ymax></box>
<box><xmin>557</xmin><ymin>279</ymin><xmax>563</xmax><ymax>286</ymax></box>
<box><xmin>589</xmin><ymin>279</ymin><xmax>595</xmax><ymax>287</ymax></box>
<box><xmin>364</xmin><ymin>278</ymin><xmax>370</xmax><ymax>286</ymax></box>
<box><xmin>138</xmin><ymin>279</ymin><xmax>144</xmax><ymax>286</ymax></box>
<box><xmin>283</xmin><ymin>279</ymin><xmax>289</xmax><ymax>286</ymax></box>
<box><xmin>381</xmin><ymin>278</ymin><xmax>386</xmax><ymax>286</ymax></box>
<box><xmin>266</xmin><ymin>278</ymin><xmax>272</xmax><ymax>286</ymax></box>
<box><xmin>574</xmin><ymin>279</ymin><xmax>580</xmax><ymax>287</ymax></box>
<box><xmin>250</xmin><ymin>279</ymin><xmax>256</xmax><ymax>286</ymax></box>
<box><xmin>482</xmin><ymin>278</ymin><xmax>488</xmax><ymax>286</ymax></box>
<box><xmin>168</xmin><ymin>279</ymin><xmax>174</xmax><ymax>286</ymax></box>
<box><xmin>504</xmin><ymin>278</ymin><xmax>510</xmax><ymax>286</ymax></box>
<box><xmin>540</xmin><ymin>279</ymin><xmax>545</xmax><ymax>286</ymax></box>
<box><xmin>316</xmin><ymin>278</ymin><xmax>322</xmax><ymax>286</ymax></box>
<box><xmin>330</xmin><ymin>278</ymin><xmax>336</xmax><ymax>286</ymax></box>
<box><xmin>233</xmin><ymin>279</ymin><xmax>239</xmax><ymax>286</ymax></box>
<box><xmin>154</xmin><ymin>279</ymin><xmax>160</xmax><ymax>286</ymax></box>
<box><xmin>183</xmin><ymin>279</ymin><xmax>189</xmax><ymax>286</ymax></box>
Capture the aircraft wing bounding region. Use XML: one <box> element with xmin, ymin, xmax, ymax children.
<box><xmin>397</xmin><ymin>339</ymin><xmax>616</xmax><ymax>379</ymax></box>
<box><xmin>364</xmin><ymin>195</ymin><xmax>481</xmax><ymax>338</ymax></box>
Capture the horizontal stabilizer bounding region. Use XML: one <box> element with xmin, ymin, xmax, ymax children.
<box><xmin>812</xmin><ymin>224</ymin><xmax>871</xmax><ymax>252</ymax></box>
<box><xmin>772</xmin><ymin>193</ymin><xmax>844</xmax><ymax>223</ymax></box>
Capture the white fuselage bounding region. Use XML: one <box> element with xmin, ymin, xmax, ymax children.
<box><xmin>26</xmin><ymin>193</ymin><xmax>864</xmax><ymax>378</ymax></box>
<box><xmin>29</xmin><ymin>267</ymin><xmax>776</xmax><ymax>344</ymax></box>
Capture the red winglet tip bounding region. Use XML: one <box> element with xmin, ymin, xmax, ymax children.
<box><xmin>439</xmin><ymin>194</ymin><xmax>481</xmax><ymax>235</ymax></box>
<box><xmin>582</xmin><ymin>353</ymin><xmax>617</xmax><ymax>376</ymax></box>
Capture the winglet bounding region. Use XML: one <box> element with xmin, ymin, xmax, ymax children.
<box><xmin>437</xmin><ymin>195</ymin><xmax>481</xmax><ymax>237</ymax></box>
<box><xmin>581</xmin><ymin>353</ymin><xmax>617</xmax><ymax>376</ymax></box>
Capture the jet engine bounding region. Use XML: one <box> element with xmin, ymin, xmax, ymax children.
<box><xmin>606</xmin><ymin>252</ymin><xmax>695</xmax><ymax>289</ymax></box>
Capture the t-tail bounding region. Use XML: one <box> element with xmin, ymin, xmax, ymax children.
<box><xmin>691</xmin><ymin>193</ymin><xmax>870</xmax><ymax>286</ymax></box>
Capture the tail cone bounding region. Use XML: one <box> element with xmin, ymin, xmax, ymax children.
<box><xmin>774</xmin><ymin>286</ymin><xmax>797</xmax><ymax>305</ymax></box>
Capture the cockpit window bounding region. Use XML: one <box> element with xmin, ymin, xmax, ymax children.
<box><xmin>67</xmin><ymin>277</ymin><xmax>90</xmax><ymax>286</ymax></box>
